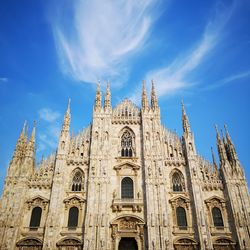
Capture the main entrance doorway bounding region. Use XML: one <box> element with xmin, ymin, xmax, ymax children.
<box><xmin>119</xmin><ymin>238</ymin><xmax>138</xmax><ymax>250</ymax></box>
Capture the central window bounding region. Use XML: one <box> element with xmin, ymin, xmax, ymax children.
<box><xmin>29</xmin><ymin>207</ymin><xmax>42</xmax><ymax>230</ymax></box>
<box><xmin>121</xmin><ymin>177</ymin><xmax>134</xmax><ymax>199</ymax></box>
<box><xmin>72</xmin><ymin>170</ymin><xmax>83</xmax><ymax>191</ymax></box>
<box><xmin>176</xmin><ymin>207</ymin><xmax>187</xmax><ymax>229</ymax></box>
<box><xmin>121</xmin><ymin>131</ymin><xmax>133</xmax><ymax>157</ymax></box>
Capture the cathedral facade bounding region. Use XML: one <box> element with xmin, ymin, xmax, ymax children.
<box><xmin>0</xmin><ymin>82</ymin><xmax>249</xmax><ymax>250</ymax></box>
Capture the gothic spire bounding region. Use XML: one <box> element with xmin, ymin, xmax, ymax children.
<box><xmin>215</xmin><ymin>125</ymin><xmax>222</xmax><ymax>144</ymax></box>
<box><xmin>141</xmin><ymin>80</ymin><xmax>149</xmax><ymax>111</ymax></box>
<box><xmin>150</xmin><ymin>80</ymin><xmax>158</xmax><ymax>110</ymax></box>
<box><xmin>61</xmin><ymin>99</ymin><xmax>71</xmax><ymax>133</ymax></box>
<box><xmin>95</xmin><ymin>81</ymin><xmax>102</xmax><ymax>111</ymax></box>
<box><xmin>224</xmin><ymin>124</ymin><xmax>238</xmax><ymax>162</ymax></box>
<box><xmin>215</xmin><ymin>125</ymin><xmax>227</xmax><ymax>164</ymax></box>
<box><xmin>28</xmin><ymin>121</ymin><xmax>36</xmax><ymax>149</ymax></box>
<box><xmin>104</xmin><ymin>81</ymin><xmax>111</xmax><ymax>111</ymax></box>
<box><xmin>16</xmin><ymin>121</ymin><xmax>28</xmax><ymax>152</ymax></box>
<box><xmin>211</xmin><ymin>147</ymin><xmax>219</xmax><ymax>175</ymax></box>
<box><xmin>182</xmin><ymin>100</ymin><xmax>191</xmax><ymax>134</ymax></box>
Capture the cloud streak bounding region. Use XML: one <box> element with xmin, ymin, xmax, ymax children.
<box><xmin>202</xmin><ymin>70</ymin><xmax>250</xmax><ymax>91</ymax></box>
<box><xmin>51</xmin><ymin>0</ymin><xmax>160</xmax><ymax>86</ymax></box>
<box><xmin>144</xmin><ymin>1</ymin><xmax>236</xmax><ymax>97</ymax></box>
<box><xmin>37</xmin><ymin>108</ymin><xmax>61</xmax><ymax>152</ymax></box>
<box><xmin>39</xmin><ymin>108</ymin><xmax>61</xmax><ymax>122</ymax></box>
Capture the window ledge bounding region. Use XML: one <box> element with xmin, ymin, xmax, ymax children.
<box><xmin>112</xmin><ymin>198</ymin><xmax>143</xmax><ymax>212</ymax></box>
<box><xmin>21</xmin><ymin>227</ymin><xmax>44</xmax><ymax>236</ymax></box>
<box><xmin>115</xmin><ymin>156</ymin><xmax>139</xmax><ymax>162</ymax></box>
<box><xmin>210</xmin><ymin>226</ymin><xmax>231</xmax><ymax>236</ymax></box>
<box><xmin>60</xmin><ymin>227</ymin><xmax>83</xmax><ymax>236</ymax></box>
<box><xmin>172</xmin><ymin>226</ymin><xmax>194</xmax><ymax>235</ymax></box>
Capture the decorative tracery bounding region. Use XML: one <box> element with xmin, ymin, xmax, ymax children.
<box><xmin>71</xmin><ymin>170</ymin><xmax>84</xmax><ymax>192</ymax></box>
<box><xmin>171</xmin><ymin>170</ymin><xmax>185</xmax><ymax>192</ymax></box>
<box><xmin>121</xmin><ymin>131</ymin><xmax>133</xmax><ymax>157</ymax></box>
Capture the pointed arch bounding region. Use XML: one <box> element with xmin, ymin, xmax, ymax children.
<box><xmin>170</xmin><ymin>169</ymin><xmax>185</xmax><ymax>192</ymax></box>
<box><xmin>119</xmin><ymin>127</ymin><xmax>136</xmax><ymax>157</ymax></box>
<box><xmin>71</xmin><ymin>168</ymin><xmax>84</xmax><ymax>192</ymax></box>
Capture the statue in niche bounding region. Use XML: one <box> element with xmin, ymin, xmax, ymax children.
<box><xmin>145</xmin><ymin>132</ymin><xmax>150</xmax><ymax>155</ymax></box>
<box><xmin>113</xmin><ymin>190</ymin><xmax>117</xmax><ymax>199</ymax></box>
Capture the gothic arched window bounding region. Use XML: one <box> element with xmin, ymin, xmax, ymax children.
<box><xmin>212</xmin><ymin>207</ymin><xmax>224</xmax><ymax>227</ymax></box>
<box><xmin>121</xmin><ymin>131</ymin><xmax>133</xmax><ymax>157</ymax></box>
<box><xmin>29</xmin><ymin>207</ymin><xmax>42</xmax><ymax>230</ymax></box>
<box><xmin>68</xmin><ymin>207</ymin><xmax>79</xmax><ymax>229</ymax></box>
<box><xmin>71</xmin><ymin>170</ymin><xmax>83</xmax><ymax>191</ymax></box>
<box><xmin>176</xmin><ymin>207</ymin><xmax>187</xmax><ymax>229</ymax></box>
<box><xmin>121</xmin><ymin>177</ymin><xmax>134</xmax><ymax>199</ymax></box>
<box><xmin>172</xmin><ymin>172</ymin><xmax>183</xmax><ymax>192</ymax></box>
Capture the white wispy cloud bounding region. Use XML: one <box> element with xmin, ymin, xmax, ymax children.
<box><xmin>50</xmin><ymin>0</ymin><xmax>160</xmax><ymax>86</ymax></box>
<box><xmin>202</xmin><ymin>70</ymin><xmax>250</xmax><ymax>91</ymax></box>
<box><xmin>38</xmin><ymin>108</ymin><xmax>61</xmax><ymax>122</ymax></box>
<box><xmin>37</xmin><ymin>108</ymin><xmax>61</xmax><ymax>151</ymax></box>
<box><xmin>144</xmin><ymin>1</ymin><xmax>236</xmax><ymax>97</ymax></box>
<box><xmin>38</xmin><ymin>125</ymin><xmax>60</xmax><ymax>150</ymax></box>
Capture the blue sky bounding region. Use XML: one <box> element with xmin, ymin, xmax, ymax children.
<box><xmin>0</xmin><ymin>0</ymin><xmax>250</xmax><ymax>193</ymax></box>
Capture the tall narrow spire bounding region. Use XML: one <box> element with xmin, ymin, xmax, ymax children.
<box><xmin>62</xmin><ymin>99</ymin><xmax>71</xmax><ymax>133</ymax></box>
<box><xmin>10</xmin><ymin>121</ymin><xmax>28</xmax><ymax>167</ymax></box>
<box><xmin>28</xmin><ymin>121</ymin><xmax>36</xmax><ymax>147</ymax></box>
<box><xmin>215</xmin><ymin>125</ymin><xmax>227</xmax><ymax>164</ymax></box>
<box><xmin>224</xmin><ymin>124</ymin><xmax>238</xmax><ymax>162</ymax></box>
<box><xmin>25</xmin><ymin>121</ymin><xmax>36</xmax><ymax>165</ymax></box>
<box><xmin>104</xmin><ymin>81</ymin><xmax>111</xmax><ymax>111</ymax></box>
<box><xmin>224</xmin><ymin>124</ymin><xmax>234</xmax><ymax>146</ymax></box>
<box><xmin>141</xmin><ymin>80</ymin><xmax>149</xmax><ymax>111</ymax></box>
<box><xmin>95</xmin><ymin>81</ymin><xmax>102</xmax><ymax>111</ymax></box>
<box><xmin>211</xmin><ymin>147</ymin><xmax>219</xmax><ymax>175</ymax></box>
<box><xmin>182</xmin><ymin>100</ymin><xmax>191</xmax><ymax>134</ymax></box>
<box><xmin>151</xmin><ymin>80</ymin><xmax>158</xmax><ymax>110</ymax></box>
<box><xmin>16</xmin><ymin>121</ymin><xmax>28</xmax><ymax>152</ymax></box>
<box><xmin>215</xmin><ymin>125</ymin><xmax>221</xmax><ymax>144</ymax></box>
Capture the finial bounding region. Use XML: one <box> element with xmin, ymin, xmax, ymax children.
<box><xmin>27</xmin><ymin>120</ymin><xmax>36</xmax><ymax>153</ymax></box>
<box><xmin>224</xmin><ymin>124</ymin><xmax>232</xmax><ymax>142</ymax></box>
<box><xmin>65</xmin><ymin>98</ymin><xmax>71</xmax><ymax>116</ymax></box>
<box><xmin>141</xmin><ymin>80</ymin><xmax>149</xmax><ymax>111</ymax></box>
<box><xmin>215</xmin><ymin>124</ymin><xmax>220</xmax><ymax>138</ymax></box>
<box><xmin>182</xmin><ymin>100</ymin><xmax>190</xmax><ymax>134</ymax></box>
<box><xmin>95</xmin><ymin>81</ymin><xmax>102</xmax><ymax>110</ymax></box>
<box><xmin>142</xmin><ymin>80</ymin><xmax>146</xmax><ymax>90</ymax></box>
<box><xmin>211</xmin><ymin>146</ymin><xmax>219</xmax><ymax>174</ymax></box>
<box><xmin>181</xmin><ymin>99</ymin><xmax>186</xmax><ymax>114</ymax></box>
<box><xmin>151</xmin><ymin>79</ymin><xmax>158</xmax><ymax>109</ymax></box>
<box><xmin>104</xmin><ymin>80</ymin><xmax>111</xmax><ymax>111</ymax></box>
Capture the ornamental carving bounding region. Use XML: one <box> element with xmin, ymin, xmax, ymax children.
<box><xmin>119</xmin><ymin>218</ymin><xmax>136</xmax><ymax>230</ymax></box>
<box><xmin>26</xmin><ymin>196</ymin><xmax>49</xmax><ymax>210</ymax></box>
<box><xmin>63</xmin><ymin>195</ymin><xmax>85</xmax><ymax>210</ymax></box>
